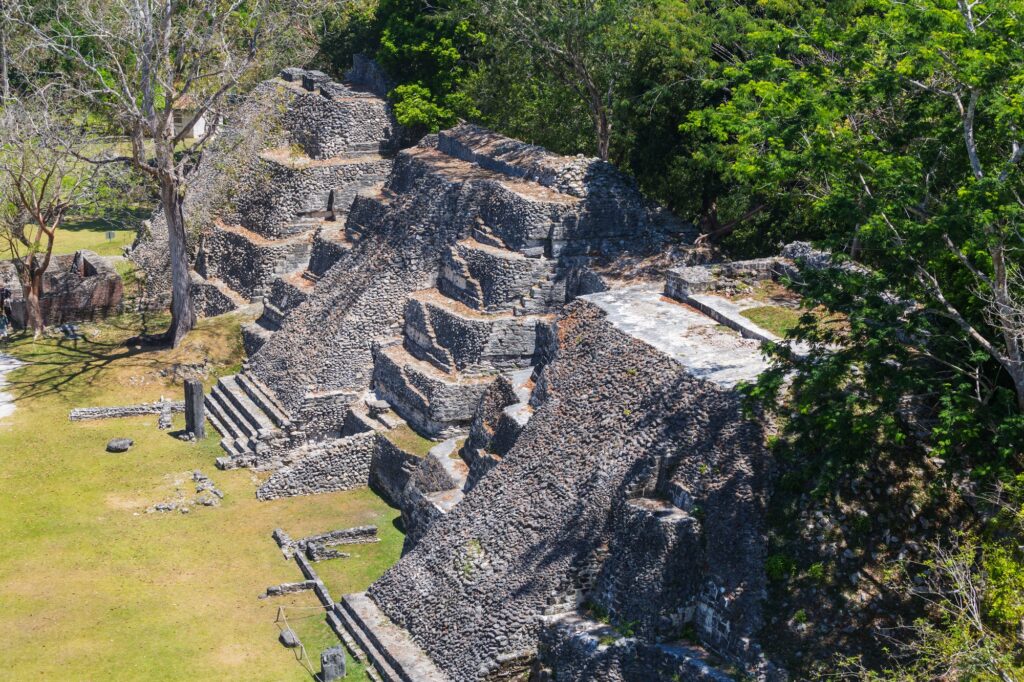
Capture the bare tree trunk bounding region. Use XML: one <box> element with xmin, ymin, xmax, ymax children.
<box><xmin>160</xmin><ymin>180</ymin><xmax>194</xmax><ymax>348</ymax></box>
<box><xmin>595</xmin><ymin>108</ymin><xmax>611</xmax><ymax>161</ymax></box>
<box><xmin>22</xmin><ymin>269</ymin><xmax>43</xmax><ymax>339</ymax></box>
<box><xmin>0</xmin><ymin>24</ymin><xmax>10</xmax><ymax>102</ymax></box>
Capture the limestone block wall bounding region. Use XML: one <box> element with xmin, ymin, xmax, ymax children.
<box><xmin>0</xmin><ymin>250</ymin><xmax>123</xmax><ymax>327</ymax></box>
<box><xmin>369</xmin><ymin>435</ymin><xmax>420</xmax><ymax>505</ymax></box>
<box><xmin>371</xmin><ymin>342</ymin><xmax>494</xmax><ymax>439</ymax></box>
<box><xmin>201</xmin><ymin>224</ymin><xmax>312</xmax><ymax>300</ymax></box>
<box><xmin>235</xmin><ymin>154</ymin><xmax>392</xmax><ymax>239</ymax></box>
<box><xmin>345</xmin><ymin>54</ymin><xmax>394</xmax><ymax>99</ymax></box>
<box><xmin>283</xmin><ymin>83</ymin><xmax>397</xmax><ymax>159</ymax></box>
<box><xmin>437</xmin><ymin>240</ymin><xmax>554</xmax><ymax>312</ymax></box>
<box><xmin>403</xmin><ymin>294</ymin><xmax>541</xmax><ymax>373</ymax></box>
<box><xmin>365</xmin><ymin>299</ymin><xmax>771</xmax><ymax>681</ymax></box>
<box><xmin>190</xmin><ymin>275</ymin><xmax>239</xmax><ymax>318</ymax></box>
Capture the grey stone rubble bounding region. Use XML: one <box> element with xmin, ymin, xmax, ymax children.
<box><xmin>105</xmin><ymin>438</ymin><xmax>134</xmax><ymax>453</ymax></box>
<box><xmin>146</xmin><ymin>471</ymin><xmax>224</xmax><ymax>513</ymax></box>
<box><xmin>193</xmin><ymin>470</ymin><xmax>224</xmax><ymax>499</ymax></box>
<box><xmin>259</xmin><ymin>580</ymin><xmax>318</xmax><ymax>599</ymax></box>
<box><xmin>70</xmin><ymin>400</ymin><xmax>185</xmax><ymax>422</ymax></box>
<box><xmin>135</xmin><ymin>60</ymin><xmax>812</xmax><ymax>680</ymax></box>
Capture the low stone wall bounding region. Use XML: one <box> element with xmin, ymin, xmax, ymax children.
<box><xmin>256</xmin><ymin>431</ymin><xmax>377</xmax><ymax>500</ymax></box>
<box><xmin>369</xmin><ymin>434</ymin><xmax>420</xmax><ymax>505</ymax></box>
<box><xmin>70</xmin><ymin>400</ymin><xmax>186</xmax><ymax>421</ymax></box>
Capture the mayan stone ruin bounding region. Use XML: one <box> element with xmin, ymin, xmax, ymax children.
<box><xmin>131</xmin><ymin>63</ymin><xmax>808</xmax><ymax>681</ymax></box>
<box><xmin>0</xmin><ymin>249</ymin><xmax>123</xmax><ymax>327</ymax></box>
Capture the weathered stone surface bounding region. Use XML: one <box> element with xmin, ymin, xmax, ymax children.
<box><xmin>320</xmin><ymin>645</ymin><xmax>347</xmax><ymax>681</ymax></box>
<box><xmin>105</xmin><ymin>438</ymin><xmax>134</xmax><ymax>453</ymax></box>
<box><xmin>184</xmin><ymin>379</ymin><xmax>206</xmax><ymax>439</ymax></box>
<box><xmin>367</xmin><ymin>299</ymin><xmax>771</xmax><ymax>679</ymax></box>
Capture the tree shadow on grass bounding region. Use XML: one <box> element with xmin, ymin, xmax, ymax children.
<box><xmin>3</xmin><ymin>321</ymin><xmax>172</xmax><ymax>402</ymax></box>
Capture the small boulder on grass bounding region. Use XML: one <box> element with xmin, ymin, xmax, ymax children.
<box><xmin>279</xmin><ymin>627</ymin><xmax>300</xmax><ymax>648</ymax></box>
<box><xmin>106</xmin><ymin>438</ymin><xmax>134</xmax><ymax>453</ymax></box>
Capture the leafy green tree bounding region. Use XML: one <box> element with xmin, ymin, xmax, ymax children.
<box><xmin>468</xmin><ymin>0</ymin><xmax>651</xmax><ymax>160</ymax></box>
<box><xmin>689</xmin><ymin>0</ymin><xmax>1024</xmax><ymax>478</ymax></box>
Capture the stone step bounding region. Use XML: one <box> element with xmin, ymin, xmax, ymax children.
<box><xmin>236</xmin><ymin>372</ymin><xmax>290</xmax><ymax>429</ymax></box>
<box><xmin>338</xmin><ymin>593</ymin><xmax>450</xmax><ymax>682</ymax></box>
<box><xmin>204</xmin><ymin>393</ymin><xmax>247</xmax><ymax>440</ymax></box>
<box><xmin>218</xmin><ymin>375</ymin><xmax>280</xmax><ymax>436</ymax></box>
<box><xmin>333</xmin><ymin>600</ymin><xmax>403</xmax><ymax>682</ymax></box>
<box><xmin>208</xmin><ymin>385</ymin><xmax>260</xmax><ymax>440</ymax></box>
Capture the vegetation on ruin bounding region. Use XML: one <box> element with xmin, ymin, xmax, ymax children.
<box><xmin>317</xmin><ymin>0</ymin><xmax>1024</xmax><ymax>676</ymax></box>
<box><xmin>0</xmin><ymin>311</ymin><xmax>402</xmax><ymax>680</ymax></box>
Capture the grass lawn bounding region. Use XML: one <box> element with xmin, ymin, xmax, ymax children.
<box><xmin>740</xmin><ymin>305</ymin><xmax>804</xmax><ymax>338</ymax></box>
<box><xmin>383</xmin><ymin>423</ymin><xmax>437</xmax><ymax>458</ymax></box>
<box><xmin>1</xmin><ymin>209</ymin><xmax>150</xmax><ymax>260</ymax></box>
<box><xmin>0</xmin><ymin>312</ymin><xmax>402</xmax><ymax>681</ymax></box>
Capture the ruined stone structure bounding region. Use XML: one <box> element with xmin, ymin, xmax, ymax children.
<box><xmin>0</xmin><ymin>250</ymin><xmax>123</xmax><ymax>328</ymax></box>
<box><xmin>135</xmin><ymin>64</ymin><xmax>794</xmax><ymax>680</ymax></box>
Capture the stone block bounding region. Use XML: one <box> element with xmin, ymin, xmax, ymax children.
<box><xmin>320</xmin><ymin>645</ymin><xmax>346</xmax><ymax>681</ymax></box>
<box><xmin>184</xmin><ymin>379</ymin><xmax>206</xmax><ymax>439</ymax></box>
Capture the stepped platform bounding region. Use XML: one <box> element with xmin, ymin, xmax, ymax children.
<box><xmin>403</xmin><ymin>289</ymin><xmax>543</xmax><ymax>374</ymax></box>
<box><xmin>335</xmin><ymin>593</ymin><xmax>450</xmax><ymax>682</ymax></box>
<box><xmin>202</xmin><ymin>220</ymin><xmax>315</xmax><ymax>301</ymax></box>
<box><xmin>438</xmin><ymin>238</ymin><xmax>557</xmax><ymax>313</ymax></box>
<box><xmin>580</xmin><ymin>286</ymin><xmax>769</xmax><ymax>389</ymax></box>
<box><xmin>372</xmin><ymin>341</ymin><xmax>496</xmax><ymax>439</ymax></box>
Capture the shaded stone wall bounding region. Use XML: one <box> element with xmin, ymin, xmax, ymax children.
<box><xmin>200</xmin><ymin>224</ymin><xmax>312</xmax><ymax>300</ymax></box>
<box><xmin>366</xmin><ymin>300</ymin><xmax>771</xmax><ymax>680</ymax></box>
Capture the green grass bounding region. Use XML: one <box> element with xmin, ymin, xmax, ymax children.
<box><xmin>0</xmin><ymin>312</ymin><xmax>401</xmax><ymax>680</ymax></box>
<box><xmin>740</xmin><ymin>305</ymin><xmax>804</xmax><ymax>338</ymax></box>
<box><xmin>383</xmin><ymin>423</ymin><xmax>437</xmax><ymax>457</ymax></box>
<box><xmin>1</xmin><ymin>208</ymin><xmax>150</xmax><ymax>260</ymax></box>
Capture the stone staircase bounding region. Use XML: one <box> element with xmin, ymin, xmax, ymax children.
<box><xmin>333</xmin><ymin>593</ymin><xmax>450</xmax><ymax>682</ymax></box>
<box><xmin>205</xmin><ymin>371</ymin><xmax>290</xmax><ymax>468</ymax></box>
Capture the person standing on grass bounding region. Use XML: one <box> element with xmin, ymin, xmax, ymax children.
<box><xmin>0</xmin><ymin>311</ymin><xmax>9</xmax><ymax>343</ymax></box>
